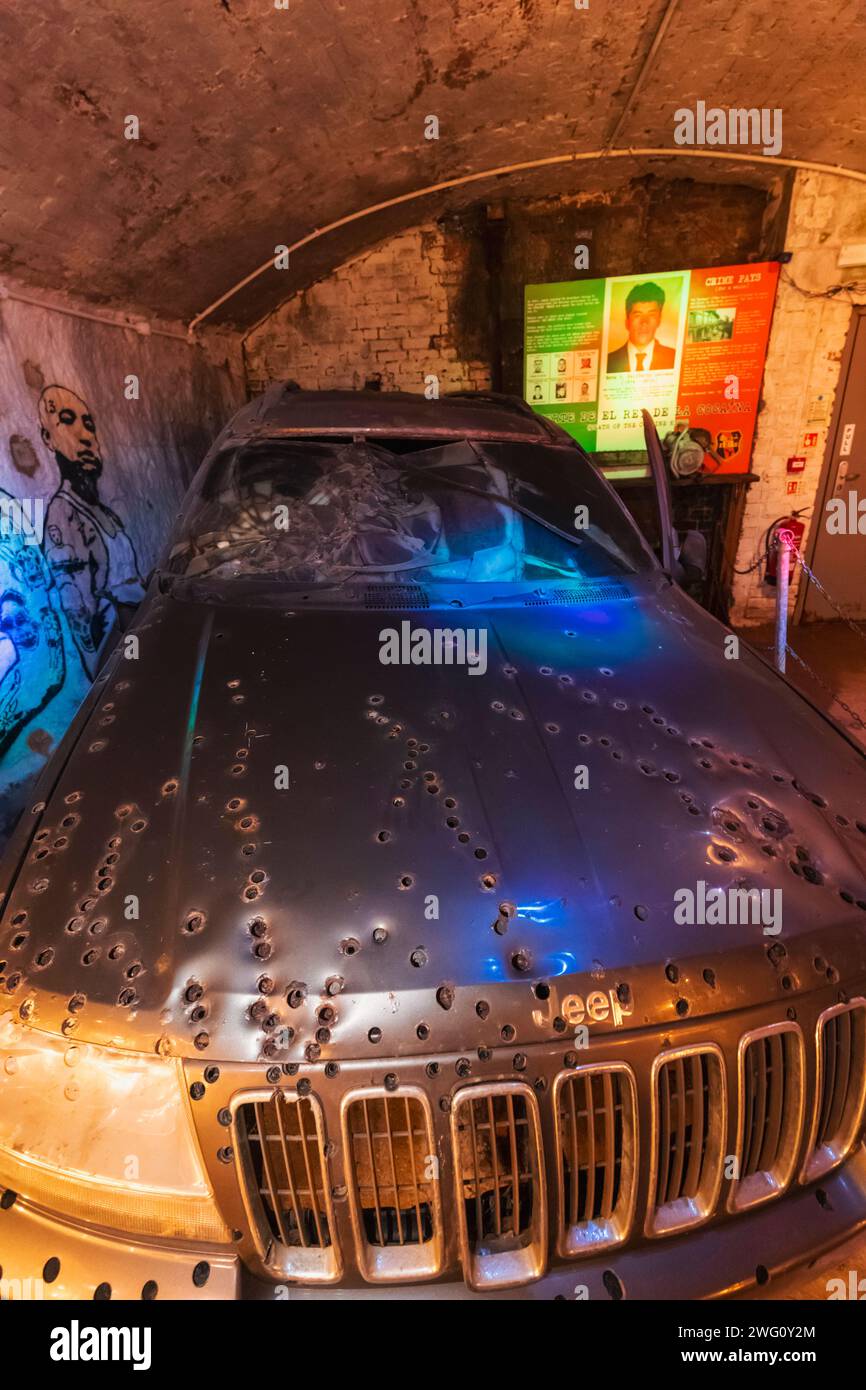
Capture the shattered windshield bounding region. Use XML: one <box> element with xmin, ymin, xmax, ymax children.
<box><xmin>167</xmin><ymin>437</ymin><xmax>654</xmax><ymax>586</ymax></box>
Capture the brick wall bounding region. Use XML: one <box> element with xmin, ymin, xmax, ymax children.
<box><xmin>245</xmin><ymin>224</ymin><xmax>491</xmax><ymax>397</ymax></box>
<box><xmin>730</xmin><ymin>171</ymin><xmax>866</xmax><ymax>624</ymax></box>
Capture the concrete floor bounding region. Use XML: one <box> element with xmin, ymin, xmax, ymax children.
<box><xmin>739</xmin><ymin>619</ymin><xmax>866</xmax><ymax>750</ymax></box>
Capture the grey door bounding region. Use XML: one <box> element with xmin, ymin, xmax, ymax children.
<box><xmin>803</xmin><ymin>308</ymin><xmax>866</xmax><ymax>620</ymax></box>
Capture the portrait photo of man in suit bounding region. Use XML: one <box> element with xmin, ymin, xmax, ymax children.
<box><xmin>606</xmin><ymin>281</ymin><xmax>678</xmax><ymax>373</ymax></box>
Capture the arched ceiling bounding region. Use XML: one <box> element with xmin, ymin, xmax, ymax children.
<box><xmin>1</xmin><ymin>0</ymin><xmax>864</xmax><ymax>328</ymax></box>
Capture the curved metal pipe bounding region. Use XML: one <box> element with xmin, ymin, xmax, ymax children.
<box><xmin>187</xmin><ymin>146</ymin><xmax>866</xmax><ymax>334</ymax></box>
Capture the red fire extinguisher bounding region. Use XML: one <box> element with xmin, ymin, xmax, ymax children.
<box><xmin>765</xmin><ymin>515</ymin><xmax>806</xmax><ymax>585</ymax></box>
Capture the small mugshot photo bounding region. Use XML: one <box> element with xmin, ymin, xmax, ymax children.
<box><xmin>605</xmin><ymin>277</ymin><xmax>684</xmax><ymax>373</ymax></box>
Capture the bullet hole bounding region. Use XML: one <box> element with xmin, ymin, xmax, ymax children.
<box><xmin>372</xmin><ymin>926</ymin><xmax>389</xmax><ymax>944</ymax></box>
<box><xmin>162</xmin><ymin>780</ymin><xmax>178</xmax><ymax>797</ymax></box>
<box><xmin>511</xmin><ymin>951</ymin><xmax>531</xmax><ymax>973</ymax></box>
<box><xmin>244</xmin><ymin>885</ymin><xmax>261</xmax><ymax>901</ymax></box>
<box><xmin>131</xmin><ymin>819</ymin><xmax>147</xmax><ymax>834</ymax></box>
<box><xmin>384</xmin><ymin>1073</ymin><xmax>398</xmax><ymax>1092</ymax></box>
<box><xmin>305</xmin><ymin>1042</ymin><xmax>321</xmax><ymax>1063</ymax></box>
<box><xmin>688</xmin><ymin>805</ymin><xmax>701</xmax><ymax>817</ymax></box>
<box><xmin>217</xmin><ymin>1147</ymin><xmax>233</xmax><ymax>1165</ymax></box>
<box><xmin>249</xmin><ymin>870</ymin><xmax>267</xmax><ymax>885</ymax></box>
<box><xmin>103</xmin><ymin>851</ymin><xmax>119</xmax><ymax>865</ymax></box>
<box><xmin>119</xmin><ymin>988</ymin><xmax>137</xmax><ymax>1007</ymax></box>
<box><xmin>82</xmin><ymin>948</ymin><xmax>101</xmax><ymax>966</ymax></box>
<box><xmin>716</xmin><ymin>846</ymin><xmax>736</xmax><ymax>864</ymax></box>
<box><xmin>325</xmin><ymin>975</ymin><xmax>344</xmax><ymax>996</ymax></box>
<box><xmin>194</xmin><ymin>1032</ymin><xmax>210</xmax><ymax>1050</ymax></box>
<box><xmin>10</xmin><ymin>910</ymin><xmax>27</xmax><ymax>926</ymax></box>
<box><xmin>512</xmin><ymin>1053</ymin><xmax>527</xmax><ymax>1072</ymax></box>
<box><xmin>249</xmin><ymin>999</ymin><xmax>268</xmax><ymax>1023</ymax></box>
<box><xmin>443</xmin><ymin>797</ymin><xmax>457</xmax><ymax>809</ymax></box>
<box><xmin>265</xmin><ymin>1065</ymin><xmax>282</xmax><ymax>1085</ymax></box>
<box><xmin>789</xmin><ymin>861</ymin><xmax>802</xmax><ymax>878</ymax></box>
<box><xmin>802</xmin><ymin>864</ymin><xmax>823</xmax><ymax>886</ymax></box>
<box><xmin>675</xmin><ymin>998</ymin><xmax>689</xmax><ymax>1016</ymax></box>
<box><xmin>43</xmin><ymin>1257</ymin><xmax>61</xmax><ymax>1283</ymax></box>
<box><xmin>231</xmin><ymin>764</ymin><xmax>245</xmax><ymax>777</ymax></box>
<box><xmin>702</xmin><ymin>969</ymin><xmax>716</xmax><ymax>989</ymax></box>
<box><xmin>634</xmin><ymin>905</ymin><xmax>649</xmax><ymax>921</ymax></box>
<box><xmin>33</xmin><ymin>847</ymin><xmax>49</xmax><ymax>861</ymax></box>
<box><xmin>665</xmin><ymin>962</ymin><xmax>679</xmax><ymax>984</ymax></box>
<box><xmin>11</xmin><ymin>931</ymin><xmax>29</xmax><ymax>949</ymax></box>
<box><xmin>410</xmin><ymin>948</ymin><xmax>428</xmax><ymax>968</ymax></box>
<box><xmin>242</xmin><ymin>843</ymin><xmax>256</xmax><ymax>857</ymax></box>
<box><xmin>79</xmin><ymin>897</ymin><xmax>96</xmax><ymax>913</ymax></box>
<box><xmin>183</xmin><ymin>911</ymin><xmax>206</xmax><ymax>934</ymax></box>
<box><xmin>249</xmin><ymin>917</ymin><xmax>268</xmax><ymax>940</ymax></box>
<box><xmin>426</xmin><ymin>783</ymin><xmax>440</xmax><ymax>795</ymax></box>
<box><xmin>404</xmin><ymin>759</ymin><xmax>418</xmax><ymax>770</ymax></box>
<box><xmin>755</xmin><ymin>1265</ymin><xmax>769</xmax><ymax>1288</ymax></box>
<box><xmin>491</xmin><ymin>701</ymin><xmax>505</xmax><ymax>713</ymax></box>
<box><xmin>456</xmin><ymin>1057</ymin><xmax>471</xmax><ymax>1078</ymax></box>
<box><xmin>436</xmin><ymin>984</ymin><xmax>454</xmax><ymax>1010</ymax></box>
<box><xmin>545</xmin><ymin>723</ymin><xmax>560</xmax><ymax>734</ymax></box>
<box><xmin>816</xmin><ymin>1187</ymin><xmax>831</xmax><ymax>1210</ymax></box>
<box><xmin>287</xmin><ymin>982</ymin><xmax>307</xmax><ymax>1008</ymax></box>
<box><xmin>534</xmin><ymin>982</ymin><xmax>550</xmax><ymax>1001</ymax></box>
<box><xmin>96</xmin><ymin>876</ymin><xmax>113</xmax><ymax>893</ymax></box>
<box><xmin>253</xmin><ymin>940</ymin><xmax>272</xmax><ymax>961</ymax></box>
<box><xmin>761</xmin><ymin>844</ymin><xmax>777</xmax><ymax>858</ymax></box>
<box><xmin>476</xmin><ymin>1000</ymin><xmax>490</xmax><ymax>1020</ymax></box>
<box><xmin>599</xmin><ymin>737</ymin><xmax>610</xmax><ymax>748</ymax></box>
<box><xmin>426</xmin><ymin>1061</ymin><xmax>440</xmax><ymax>1079</ymax></box>
<box><xmin>416</xmin><ymin>1022</ymin><xmax>430</xmax><ymax>1041</ymax></box>
<box><xmin>639</xmin><ymin>761</ymin><xmax>656</xmax><ymax>776</ymax></box>
<box><xmin>480</xmin><ymin>874</ymin><xmax>496</xmax><ymax>890</ymax></box>
<box><xmin>474</xmin><ymin>847</ymin><xmax>488</xmax><ymax>860</ymax></box>
<box><xmin>68</xmin><ymin>993</ymin><xmax>86</xmax><ymax>1012</ymax></box>
<box><xmin>446</xmin><ymin>816</ymin><xmax>460</xmax><ymax>829</ymax></box>
<box><xmin>500</xmin><ymin>1023</ymin><xmax>515</xmax><ymax>1042</ymax></box>
<box><xmin>239</xmin><ymin>817</ymin><xmax>257</xmax><ymax>832</ymax></box>
<box><xmin>204</xmin><ymin>1066</ymin><xmax>220</xmax><ymax>1084</ymax></box>
<box><xmin>699</xmin><ymin>758</ymin><xmax>711</xmax><ymax>769</ymax></box>
<box><xmin>603</xmin><ymin>1269</ymin><xmax>625</xmax><ymax>1301</ymax></box>
<box><xmin>325</xmin><ymin>1061</ymin><xmax>339</xmax><ymax>1078</ymax></box>
<box><xmin>562</xmin><ymin>676</ymin><xmax>576</xmax><ymax>688</ymax></box>
<box><xmin>553</xmin><ymin>1015</ymin><xmax>567</xmax><ymax>1033</ymax></box>
<box><xmin>89</xmin><ymin>740</ymin><xmax>108</xmax><ymax>753</ymax></box>
<box><xmin>376</xmin><ymin>830</ymin><xmax>391</xmax><ymax>843</ymax></box>
<box><xmin>4</xmin><ymin>972</ymin><xmax>21</xmax><ymax>993</ymax></box>
<box><xmin>340</xmin><ymin>937</ymin><xmax>360</xmax><ymax>957</ymax></box>
<box><xmin>185</xmin><ymin>982</ymin><xmax>204</xmax><ymax>1004</ymax></box>
<box><xmin>616</xmin><ymin>981</ymin><xmax>631</xmax><ymax>1005</ymax></box>
<box><xmin>509</xmin><ymin>709</ymin><xmax>524</xmax><ymax>721</ymax></box>
<box><xmin>457</xmin><ymin>832</ymin><xmax>470</xmax><ymax>844</ymax></box>
<box><xmin>393</xmin><ymin>797</ymin><xmax>405</xmax><ymax>809</ymax></box>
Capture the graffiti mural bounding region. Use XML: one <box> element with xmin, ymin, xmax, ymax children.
<box><xmin>39</xmin><ymin>385</ymin><xmax>146</xmax><ymax>678</ymax></box>
<box><xmin>0</xmin><ymin>491</ymin><xmax>66</xmax><ymax>759</ymax></box>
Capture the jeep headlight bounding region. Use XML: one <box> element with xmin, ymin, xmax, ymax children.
<box><xmin>0</xmin><ymin>1012</ymin><xmax>229</xmax><ymax>1243</ymax></box>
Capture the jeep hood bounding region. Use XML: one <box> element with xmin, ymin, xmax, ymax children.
<box><xmin>2</xmin><ymin>581</ymin><xmax>866</xmax><ymax>1061</ymax></box>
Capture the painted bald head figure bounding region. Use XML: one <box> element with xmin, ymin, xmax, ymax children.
<box><xmin>38</xmin><ymin>385</ymin><xmax>103</xmax><ymax>501</ymax></box>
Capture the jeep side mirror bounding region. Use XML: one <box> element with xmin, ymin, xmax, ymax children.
<box><xmin>676</xmin><ymin>528</ymin><xmax>707</xmax><ymax>584</ymax></box>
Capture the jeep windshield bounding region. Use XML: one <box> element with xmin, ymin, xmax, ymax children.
<box><xmin>166</xmin><ymin>437</ymin><xmax>655</xmax><ymax>587</ymax></box>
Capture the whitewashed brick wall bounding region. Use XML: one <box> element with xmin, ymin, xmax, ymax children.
<box><xmin>730</xmin><ymin>171</ymin><xmax>866</xmax><ymax>624</ymax></box>
<box><xmin>245</xmin><ymin>225</ymin><xmax>491</xmax><ymax>397</ymax></box>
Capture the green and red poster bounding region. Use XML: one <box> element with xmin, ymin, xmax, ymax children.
<box><xmin>524</xmin><ymin>261</ymin><xmax>779</xmax><ymax>470</ymax></box>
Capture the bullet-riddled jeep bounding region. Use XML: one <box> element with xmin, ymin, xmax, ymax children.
<box><xmin>1</xmin><ymin>386</ymin><xmax>865</xmax><ymax>1300</ymax></box>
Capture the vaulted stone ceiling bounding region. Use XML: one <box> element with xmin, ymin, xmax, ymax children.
<box><xmin>1</xmin><ymin>0</ymin><xmax>863</xmax><ymax>327</ymax></box>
